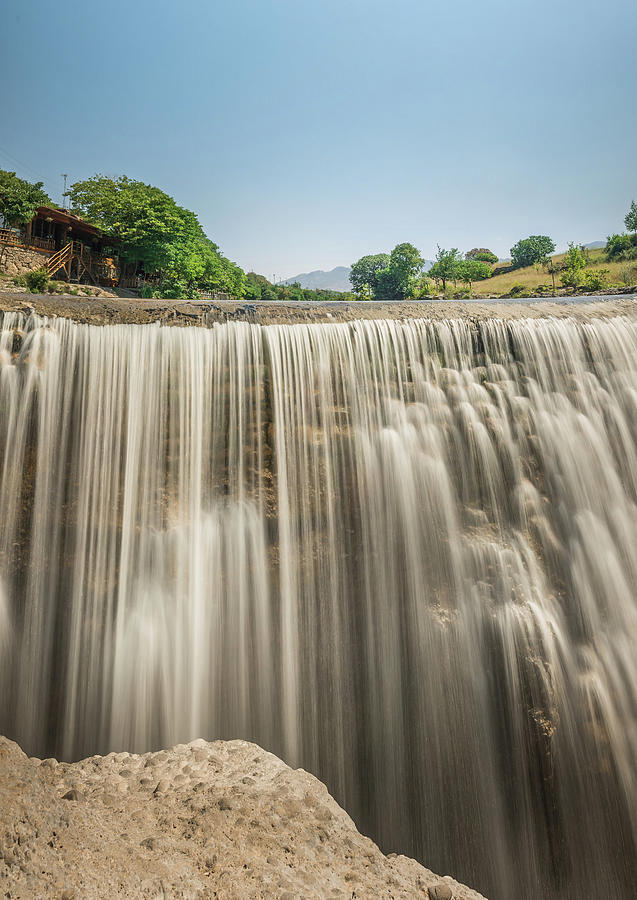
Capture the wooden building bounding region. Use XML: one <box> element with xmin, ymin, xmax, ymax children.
<box><xmin>0</xmin><ymin>206</ymin><xmax>120</xmax><ymax>286</ymax></box>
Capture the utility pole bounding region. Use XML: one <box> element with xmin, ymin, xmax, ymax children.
<box><xmin>61</xmin><ymin>174</ymin><xmax>68</xmax><ymax>209</ymax></box>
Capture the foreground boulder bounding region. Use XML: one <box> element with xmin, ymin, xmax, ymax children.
<box><xmin>0</xmin><ymin>736</ymin><xmax>486</xmax><ymax>899</ymax></box>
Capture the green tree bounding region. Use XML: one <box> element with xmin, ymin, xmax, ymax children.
<box><xmin>625</xmin><ymin>201</ymin><xmax>637</xmax><ymax>233</ymax></box>
<box><xmin>510</xmin><ymin>235</ymin><xmax>556</xmax><ymax>269</ymax></box>
<box><xmin>67</xmin><ymin>174</ymin><xmax>244</xmax><ymax>298</ymax></box>
<box><xmin>376</xmin><ymin>242</ymin><xmax>425</xmax><ymax>300</ymax></box>
<box><xmin>349</xmin><ymin>253</ymin><xmax>390</xmax><ymax>294</ymax></box>
<box><xmin>458</xmin><ymin>258</ymin><xmax>492</xmax><ymax>292</ymax></box>
<box><xmin>428</xmin><ymin>246</ymin><xmax>462</xmax><ymax>291</ymax></box>
<box><xmin>606</xmin><ymin>232</ymin><xmax>637</xmax><ymax>261</ymax></box>
<box><xmin>465</xmin><ymin>247</ymin><xmax>498</xmax><ymax>264</ymax></box>
<box><xmin>0</xmin><ymin>169</ymin><xmax>51</xmax><ymax>226</ymax></box>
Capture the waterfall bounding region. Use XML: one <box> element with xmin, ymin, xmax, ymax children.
<box><xmin>1</xmin><ymin>310</ymin><xmax>637</xmax><ymax>899</ymax></box>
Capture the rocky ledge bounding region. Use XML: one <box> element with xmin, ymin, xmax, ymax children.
<box><xmin>1</xmin><ymin>289</ymin><xmax>636</xmax><ymax>328</ymax></box>
<box><xmin>0</xmin><ymin>735</ymin><xmax>486</xmax><ymax>899</ymax></box>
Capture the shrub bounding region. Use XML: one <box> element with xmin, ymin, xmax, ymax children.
<box><xmin>560</xmin><ymin>269</ymin><xmax>583</xmax><ymax>289</ymax></box>
<box><xmin>153</xmin><ymin>276</ymin><xmax>197</xmax><ymax>299</ymax></box>
<box><xmin>140</xmin><ymin>282</ymin><xmax>154</xmax><ymax>299</ymax></box>
<box><xmin>12</xmin><ymin>274</ymin><xmax>26</xmax><ymax>286</ymax></box>
<box><xmin>24</xmin><ymin>268</ymin><xmax>49</xmax><ymax>293</ymax></box>
<box><xmin>47</xmin><ymin>281</ymin><xmax>59</xmax><ymax>292</ymax></box>
<box><xmin>508</xmin><ymin>283</ymin><xmax>527</xmax><ymax>297</ymax></box>
<box><xmin>582</xmin><ymin>269</ymin><xmax>609</xmax><ymax>291</ymax></box>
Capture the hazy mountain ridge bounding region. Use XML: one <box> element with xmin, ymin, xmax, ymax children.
<box><xmin>283</xmin><ymin>261</ymin><xmax>434</xmax><ymax>293</ymax></box>
<box><xmin>281</xmin><ymin>266</ymin><xmax>353</xmax><ymax>292</ymax></box>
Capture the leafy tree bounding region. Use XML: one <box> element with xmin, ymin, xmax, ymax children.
<box><xmin>0</xmin><ymin>169</ymin><xmax>51</xmax><ymax>227</ymax></box>
<box><xmin>374</xmin><ymin>242</ymin><xmax>424</xmax><ymax>300</ymax></box>
<box><xmin>606</xmin><ymin>232</ymin><xmax>637</xmax><ymax>261</ymax></box>
<box><xmin>67</xmin><ymin>174</ymin><xmax>244</xmax><ymax>297</ymax></box>
<box><xmin>349</xmin><ymin>253</ymin><xmax>390</xmax><ymax>294</ymax></box>
<box><xmin>428</xmin><ymin>246</ymin><xmax>462</xmax><ymax>291</ymax></box>
<box><xmin>458</xmin><ymin>258</ymin><xmax>492</xmax><ymax>291</ymax></box>
<box><xmin>625</xmin><ymin>201</ymin><xmax>637</xmax><ymax>233</ymax></box>
<box><xmin>465</xmin><ymin>247</ymin><xmax>498</xmax><ymax>264</ymax></box>
<box><xmin>510</xmin><ymin>235</ymin><xmax>556</xmax><ymax>269</ymax></box>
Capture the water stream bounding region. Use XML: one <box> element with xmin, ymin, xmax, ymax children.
<box><xmin>1</xmin><ymin>311</ymin><xmax>637</xmax><ymax>898</ymax></box>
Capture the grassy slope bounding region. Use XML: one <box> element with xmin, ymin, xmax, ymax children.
<box><xmin>466</xmin><ymin>248</ymin><xmax>637</xmax><ymax>297</ymax></box>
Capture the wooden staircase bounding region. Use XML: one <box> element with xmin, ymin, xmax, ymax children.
<box><xmin>46</xmin><ymin>241</ymin><xmax>97</xmax><ymax>283</ymax></box>
<box><xmin>46</xmin><ymin>243</ymin><xmax>72</xmax><ymax>279</ymax></box>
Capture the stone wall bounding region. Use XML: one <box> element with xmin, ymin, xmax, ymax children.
<box><xmin>0</xmin><ymin>245</ymin><xmax>50</xmax><ymax>277</ymax></box>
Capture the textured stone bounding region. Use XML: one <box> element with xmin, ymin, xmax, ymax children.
<box><xmin>0</xmin><ymin>734</ymin><xmax>488</xmax><ymax>899</ymax></box>
<box><xmin>0</xmin><ymin>246</ymin><xmax>48</xmax><ymax>277</ymax></box>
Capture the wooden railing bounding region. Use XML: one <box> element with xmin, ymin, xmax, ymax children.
<box><xmin>46</xmin><ymin>243</ymin><xmax>72</xmax><ymax>278</ymax></box>
<box><xmin>32</xmin><ymin>236</ymin><xmax>56</xmax><ymax>251</ymax></box>
<box><xmin>1</xmin><ymin>229</ymin><xmax>118</xmax><ymax>285</ymax></box>
<box><xmin>0</xmin><ymin>228</ymin><xmax>56</xmax><ymax>252</ymax></box>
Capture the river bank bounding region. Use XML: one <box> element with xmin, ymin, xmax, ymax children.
<box><xmin>1</xmin><ymin>289</ymin><xmax>636</xmax><ymax>327</ymax></box>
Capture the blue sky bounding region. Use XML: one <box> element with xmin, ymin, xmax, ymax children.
<box><xmin>2</xmin><ymin>0</ymin><xmax>635</xmax><ymax>278</ymax></box>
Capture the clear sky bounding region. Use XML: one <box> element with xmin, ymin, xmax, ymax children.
<box><xmin>2</xmin><ymin>0</ymin><xmax>636</xmax><ymax>278</ymax></box>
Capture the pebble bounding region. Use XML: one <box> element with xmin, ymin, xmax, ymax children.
<box><xmin>429</xmin><ymin>885</ymin><xmax>453</xmax><ymax>900</ymax></box>
<box><xmin>61</xmin><ymin>789</ymin><xmax>80</xmax><ymax>801</ymax></box>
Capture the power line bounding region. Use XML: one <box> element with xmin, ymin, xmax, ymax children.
<box><xmin>0</xmin><ymin>142</ymin><xmax>55</xmax><ymax>187</ymax></box>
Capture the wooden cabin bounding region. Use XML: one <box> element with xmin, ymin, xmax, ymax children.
<box><xmin>0</xmin><ymin>206</ymin><xmax>120</xmax><ymax>286</ymax></box>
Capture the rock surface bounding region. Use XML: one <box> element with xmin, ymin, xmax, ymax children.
<box><xmin>0</xmin><ymin>735</ymin><xmax>487</xmax><ymax>899</ymax></box>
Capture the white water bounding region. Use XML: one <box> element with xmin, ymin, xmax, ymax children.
<box><xmin>1</xmin><ymin>311</ymin><xmax>637</xmax><ymax>898</ymax></box>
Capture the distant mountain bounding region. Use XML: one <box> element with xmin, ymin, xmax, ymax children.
<box><xmin>583</xmin><ymin>240</ymin><xmax>605</xmax><ymax>250</ymax></box>
<box><xmin>282</xmin><ymin>261</ymin><xmax>434</xmax><ymax>293</ymax></box>
<box><xmin>281</xmin><ymin>267</ymin><xmax>353</xmax><ymax>292</ymax></box>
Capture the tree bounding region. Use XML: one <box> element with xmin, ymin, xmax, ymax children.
<box><xmin>458</xmin><ymin>259</ymin><xmax>492</xmax><ymax>292</ymax></box>
<box><xmin>625</xmin><ymin>201</ymin><xmax>637</xmax><ymax>233</ymax></box>
<box><xmin>0</xmin><ymin>169</ymin><xmax>51</xmax><ymax>227</ymax></box>
<box><xmin>67</xmin><ymin>174</ymin><xmax>245</xmax><ymax>298</ymax></box>
<box><xmin>606</xmin><ymin>232</ymin><xmax>637</xmax><ymax>261</ymax></box>
<box><xmin>349</xmin><ymin>253</ymin><xmax>390</xmax><ymax>294</ymax></box>
<box><xmin>465</xmin><ymin>247</ymin><xmax>498</xmax><ymax>264</ymax></box>
<box><xmin>382</xmin><ymin>242</ymin><xmax>425</xmax><ymax>300</ymax></box>
<box><xmin>543</xmin><ymin>257</ymin><xmax>561</xmax><ymax>292</ymax></box>
<box><xmin>428</xmin><ymin>246</ymin><xmax>462</xmax><ymax>291</ymax></box>
<box><xmin>510</xmin><ymin>235</ymin><xmax>556</xmax><ymax>269</ymax></box>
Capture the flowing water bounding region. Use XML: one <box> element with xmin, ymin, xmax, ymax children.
<box><xmin>1</xmin><ymin>310</ymin><xmax>637</xmax><ymax>899</ymax></box>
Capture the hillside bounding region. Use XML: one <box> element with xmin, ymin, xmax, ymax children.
<box><xmin>464</xmin><ymin>248</ymin><xmax>637</xmax><ymax>298</ymax></box>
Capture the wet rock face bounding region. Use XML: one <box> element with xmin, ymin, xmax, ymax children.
<box><xmin>0</xmin><ymin>735</ymin><xmax>487</xmax><ymax>899</ymax></box>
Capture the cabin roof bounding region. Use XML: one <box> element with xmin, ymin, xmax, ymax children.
<box><xmin>34</xmin><ymin>205</ymin><xmax>112</xmax><ymax>241</ymax></box>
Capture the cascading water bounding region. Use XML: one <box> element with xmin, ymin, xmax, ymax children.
<box><xmin>1</xmin><ymin>309</ymin><xmax>637</xmax><ymax>899</ymax></box>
